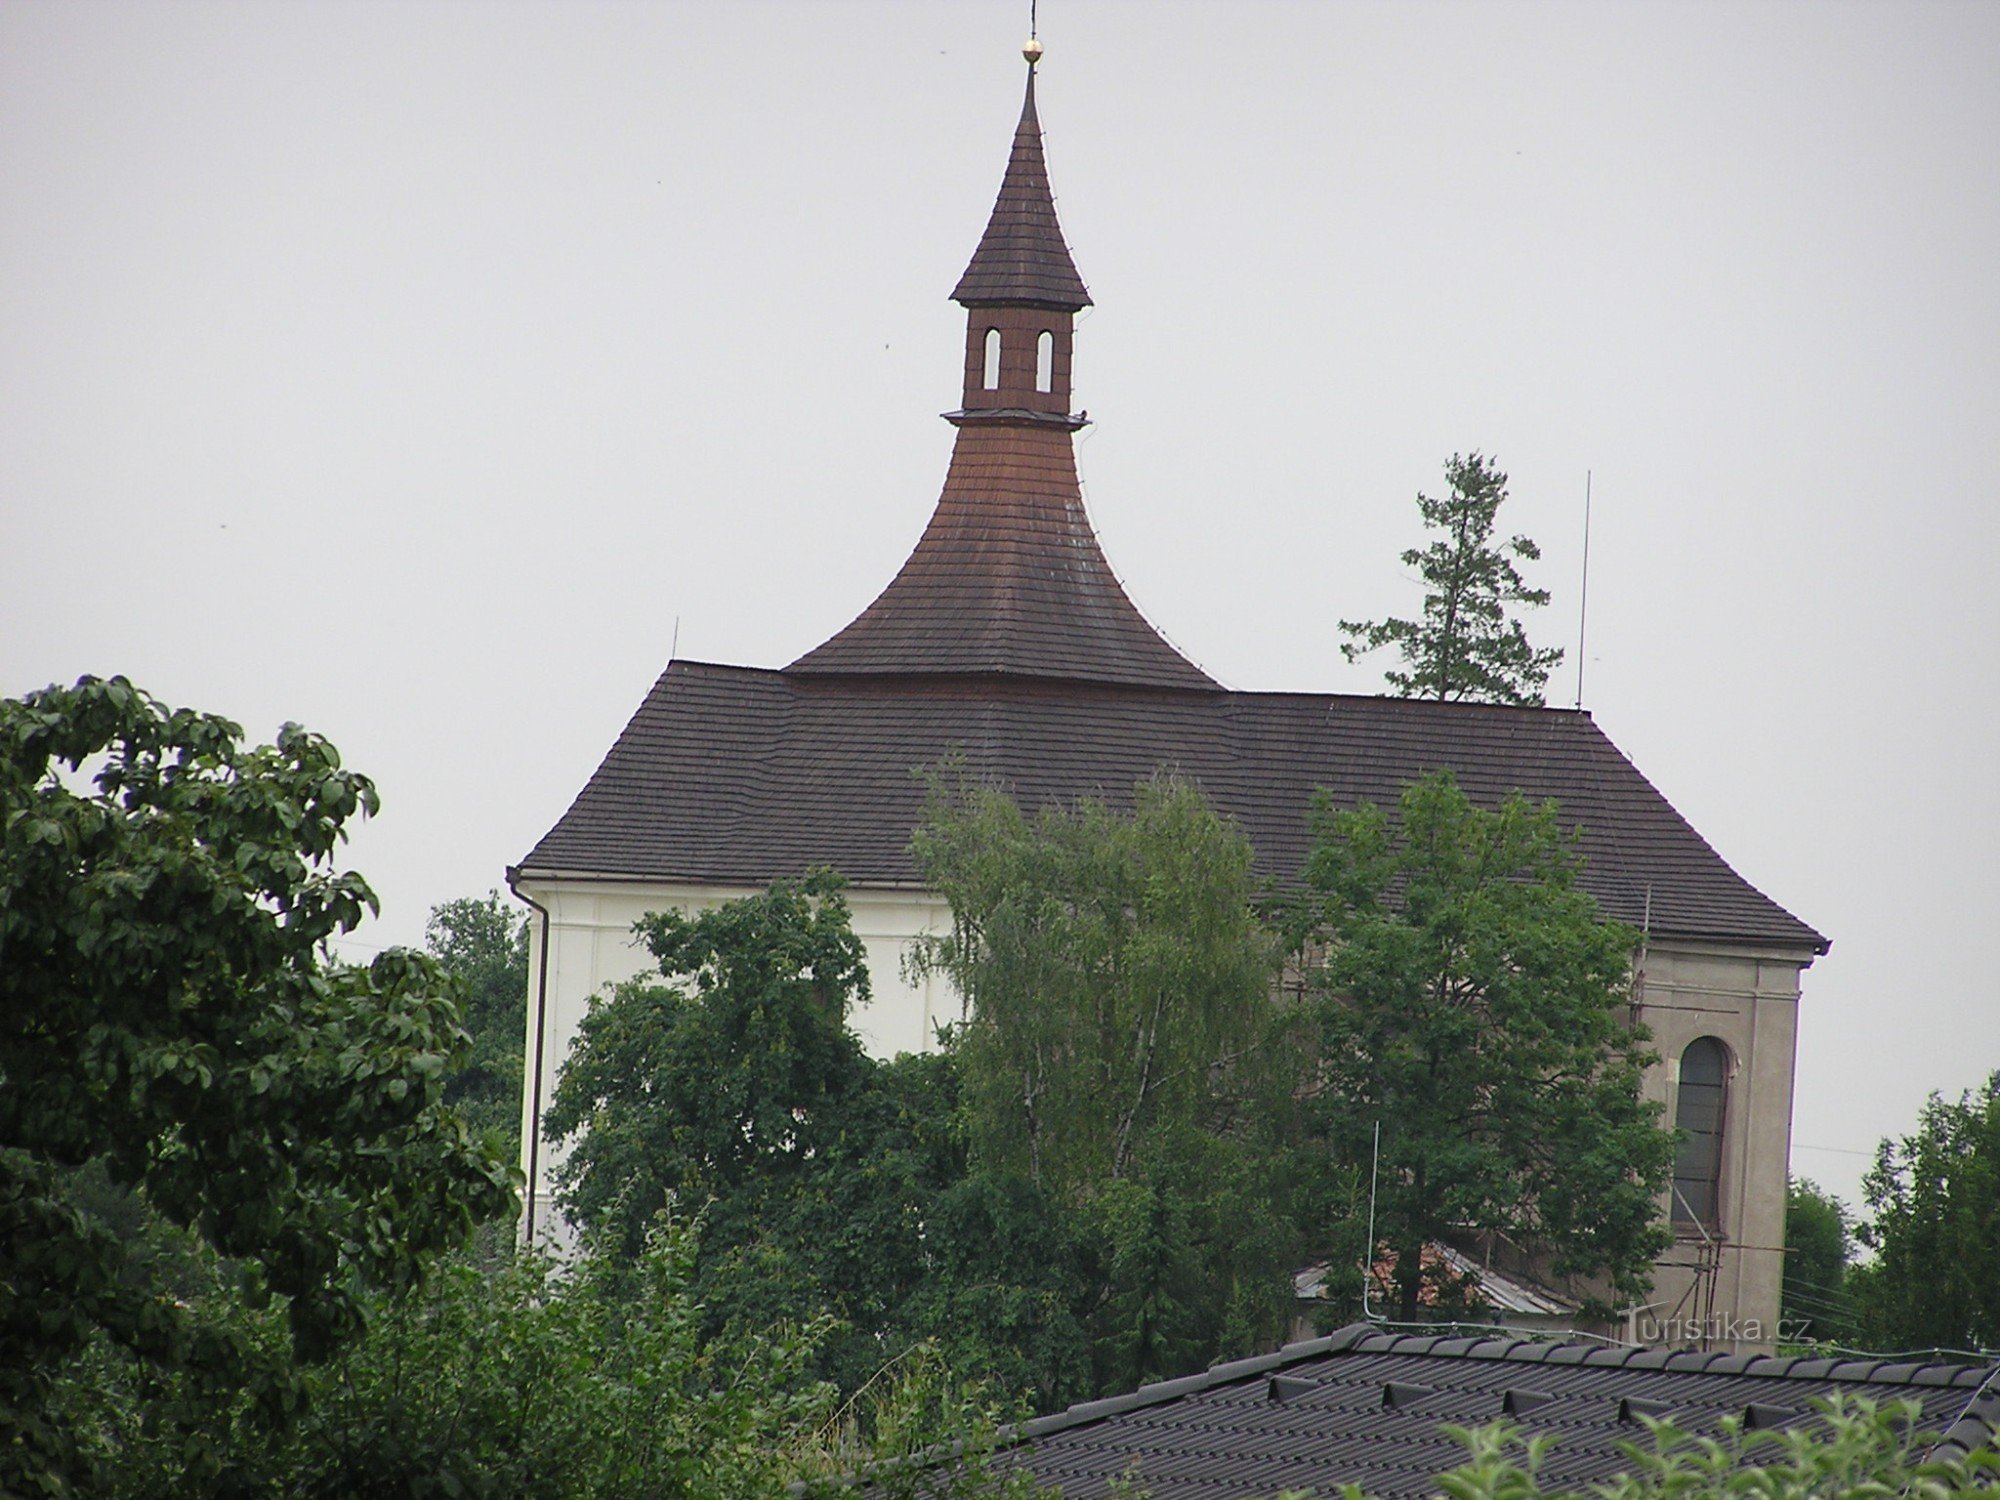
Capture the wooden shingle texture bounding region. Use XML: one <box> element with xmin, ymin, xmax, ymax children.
<box><xmin>785</xmin><ymin>424</ymin><xmax>1217</xmax><ymax>689</ymax></box>
<box><xmin>949</xmin><ymin>70</ymin><xmax>1091</xmax><ymax>310</ymax></box>
<box><xmin>519</xmin><ymin>663</ymin><xmax>1827</xmax><ymax>953</ymax></box>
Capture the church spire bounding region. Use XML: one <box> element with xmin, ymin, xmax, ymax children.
<box><xmin>950</xmin><ymin>66</ymin><xmax>1092</xmax><ymax>311</ymax></box>
<box><xmin>787</xmin><ymin>51</ymin><xmax>1215</xmax><ymax>693</ymax></box>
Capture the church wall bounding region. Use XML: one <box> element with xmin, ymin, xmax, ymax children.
<box><xmin>514</xmin><ymin>877</ymin><xmax>1809</xmax><ymax>1354</ymax></box>
<box><xmin>1629</xmin><ymin>939</ymin><xmax>1810</xmax><ymax>1352</ymax></box>
<box><xmin>512</xmin><ymin>874</ymin><xmax>952</xmax><ymax>1242</ymax></box>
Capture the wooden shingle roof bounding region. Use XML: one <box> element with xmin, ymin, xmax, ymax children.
<box><xmin>518</xmin><ymin>663</ymin><xmax>1828</xmax><ymax>954</ymax></box>
<box><xmin>950</xmin><ymin>70</ymin><xmax>1091</xmax><ymax>310</ymax></box>
<box><xmin>523</xmin><ymin>62</ymin><xmax>1823</xmax><ymax>962</ymax></box>
<box><xmin>785</xmin><ymin>423</ymin><xmax>1217</xmax><ymax>689</ymax></box>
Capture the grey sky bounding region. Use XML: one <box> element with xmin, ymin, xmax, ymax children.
<box><xmin>4</xmin><ymin>1</ymin><xmax>1995</xmax><ymax>1216</ymax></box>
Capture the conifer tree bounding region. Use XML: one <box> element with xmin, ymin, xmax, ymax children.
<box><xmin>1341</xmin><ymin>452</ymin><xmax>1564</xmax><ymax>706</ymax></box>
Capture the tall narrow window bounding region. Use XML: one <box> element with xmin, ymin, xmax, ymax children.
<box><xmin>982</xmin><ymin>328</ymin><xmax>1001</xmax><ymax>390</ymax></box>
<box><xmin>1672</xmin><ymin>1038</ymin><xmax>1728</xmax><ymax>1231</ymax></box>
<box><xmin>1035</xmin><ymin>329</ymin><xmax>1054</xmax><ymax>393</ymax></box>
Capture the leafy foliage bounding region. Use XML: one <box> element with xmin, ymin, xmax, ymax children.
<box><xmin>1852</xmin><ymin>1073</ymin><xmax>2000</xmax><ymax>1353</ymax></box>
<box><xmin>1333</xmin><ymin>1396</ymin><xmax>2000</xmax><ymax>1500</ymax></box>
<box><xmin>1293</xmin><ymin>770</ymin><xmax>1673</xmax><ymax>1319</ymax></box>
<box><xmin>1782</xmin><ymin>1178</ymin><xmax>1858</xmax><ymax>1347</ymax></box>
<box><xmin>1339</xmin><ymin>452</ymin><xmax>1563</xmax><ymax>705</ymax></box>
<box><xmin>545</xmin><ymin>873</ymin><xmax>1091</xmax><ymax>1407</ymax></box>
<box><xmin>56</xmin><ymin>1206</ymin><xmax>1048</xmax><ymax>1499</ymax></box>
<box><xmin>911</xmin><ymin>775</ymin><xmax>1322</xmax><ymax>1391</ymax></box>
<box><xmin>425</xmin><ymin>892</ymin><xmax>529</xmax><ymax>1161</ymax></box>
<box><xmin>0</xmin><ymin>676</ymin><xmax>516</xmax><ymax>1494</ymax></box>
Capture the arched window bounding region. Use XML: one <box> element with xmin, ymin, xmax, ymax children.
<box><xmin>982</xmin><ymin>328</ymin><xmax>1001</xmax><ymax>390</ymax></box>
<box><xmin>1035</xmin><ymin>329</ymin><xmax>1054</xmax><ymax>393</ymax></box>
<box><xmin>1672</xmin><ymin>1037</ymin><xmax>1728</xmax><ymax>1231</ymax></box>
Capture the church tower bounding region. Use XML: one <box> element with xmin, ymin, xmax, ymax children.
<box><xmin>515</xmin><ymin>47</ymin><xmax>1822</xmax><ymax>1352</ymax></box>
<box><xmin>788</xmin><ymin>58</ymin><xmax>1216</xmax><ymax>692</ymax></box>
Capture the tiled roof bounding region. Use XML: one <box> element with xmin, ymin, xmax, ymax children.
<box><xmin>970</xmin><ymin>1324</ymin><xmax>2000</xmax><ymax>1499</ymax></box>
<box><xmin>785</xmin><ymin>423</ymin><xmax>1217</xmax><ymax>689</ymax></box>
<box><xmin>950</xmin><ymin>70</ymin><xmax>1091</xmax><ymax>310</ymax></box>
<box><xmin>517</xmin><ymin>664</ymin><xmax>1827</xmax><ymax>953</ymax></box>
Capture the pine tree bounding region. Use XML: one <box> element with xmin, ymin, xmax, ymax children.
<box><xmin>1341</xmin><ymin>452</ymin><xmax>1564</xmax><ymax>706</ymax></box>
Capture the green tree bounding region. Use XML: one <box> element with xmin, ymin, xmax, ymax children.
<box><xmin>910</xmin><ymin>775</ymin><xmax>1316</xmax><ymax>1391</ymax></box>
<box><xmin>426</xmin><ymin>891</ymin><xmax>529</xmax><ymax>1159</ymax></box>
<box><xmin>545</xmin><ymin>871</ymin><xmax>876</xmax><ymax>1259</ymax></box>
<box><xmin>544</xmin><ymin>873</ymin><xmax>1092</xmax><ymax>1408</ymax></box>
<box><xmin>1293</xmin><ymin>770</ymin><xmax>1674</xmax><ymax>1321</ymax></box>
<box><xmin>1339</xmin><ymin>451</ymin><xmax>1564</xmax><ymax>705</ymax></box>
<box><xmin>1782</xmin><ymin>1178</ymin><xmax>1857</xmax><ymax>1347</ymax></box>
<box><xmin>58</xmin><ymin>1205</ymin><xmax>1047</xmax><ymax>1498</ymax></box>
<box><xmin>0</xmin><ymin>676</ymin><xmax>517</xmax><ymax>1494</ymax></box>
<box><xmin>1331</xmin><ymin>1397</ymin><xmax>2000</xmax><ymax>1500</ymax></box>
<box><xmin>1851</xmin><ymin>1073</ymin><xmax>2000</xmax><ymax>1353</ymax></box>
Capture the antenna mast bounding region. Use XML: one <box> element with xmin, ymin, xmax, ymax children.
<box><xmin>1574</xmin><ymin>470</ymin><xmax>1592</xmax><ymax>710</ymax></box>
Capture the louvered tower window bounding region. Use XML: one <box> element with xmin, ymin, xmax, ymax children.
<box><xmin>1672</xmin><ymin>1037</ymin><xmax>1728</xmax><ymax>1231</ymax></box>
<box><xmin>983</xmin><ymin>328</ymin><xmax>1001</xmax><ymax>389</ymax></box>
<box><xmin>1035</xmin><ymin>329</ymin><xmax>1054</xmax><ymax>392</ymax></box>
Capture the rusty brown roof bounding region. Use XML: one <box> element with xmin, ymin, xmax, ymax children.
<box><xmin>517</xmin><ymin>662</ymin><xmax>1828</xmax><ymax>954</ymax></box>
<box><xmin>950</xmin><ymin>70</ymin><xmax>1092</xmax><ymax>309</ymax></box>
<box><xmin>786</xmin><ymin>423</ymin><xmax>1216</xmax><ymax>689</ymax></box>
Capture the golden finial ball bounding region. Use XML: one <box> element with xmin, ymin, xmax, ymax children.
<box><xmin>1023</xmin><ymin>37</ymin><xmax>1044</xmax><ymax>66</ymax></box>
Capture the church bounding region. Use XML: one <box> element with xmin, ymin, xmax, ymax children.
<box><xmin>509</xmin><ymin>50</ymin><xmax>1825</xmax><ymax>1350</ymax></box>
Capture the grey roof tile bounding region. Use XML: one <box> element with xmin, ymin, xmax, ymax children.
<box><xmin>520</xmin><ymin>663</ymin><xmax>1827</xmax><ymax>953</ymax></box>
<box><xmin>951</xmin><ymin>1324</ymin><xmax>1999</xmax><ymax>1499</ymax></box>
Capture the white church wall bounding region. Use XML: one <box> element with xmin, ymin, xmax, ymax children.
<box><xmin>513</xmin><ymin>876</ymin><xmax>1810</xmax><ymax>1352</ymax></box>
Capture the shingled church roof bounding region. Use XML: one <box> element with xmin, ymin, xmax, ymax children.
<box><xmin>519</xmin><ymin>59</ymin><xmax>1825</xmax><ymax>959</ymax></box>
<box><xmin>949</xmin><ymin>71</ymin><xmax>1091</xmax><ymax>310</ymax></box>
<box><xmin>518</xmin><ymin>663</ymin><xmax>1827</xmax><ymax>953</ymax></box>
<box><xmin>783</xmin><ymin>423</ymin><xmax>1218</xmax><ymax>689</ymax></box>
<box><xmin>787</xmin><ymin>60</ymin><xmax>1201</xmax><ymax>690</ymax></box>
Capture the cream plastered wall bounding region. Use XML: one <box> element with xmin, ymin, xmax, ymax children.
<box><xmin>513</xmin><ymin>879</ymin><xmax>1811</xmax><ymax>1351</ymax></box>
<box><xmin>1626</xmin><ymin>939</ymin><xmax>1813</xmax><ymax>1351</ymax></box>
<box><xmin>511</xmin><ymin>876</ymin><xmax>955</xmax><ymax>1244</ymax></box>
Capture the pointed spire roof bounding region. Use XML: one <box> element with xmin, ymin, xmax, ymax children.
<box><xmin>951</xmin><ymin>70</ymin><xmax>1092</xmax><ymax>310</ymax></box>
<box><xmin>786</xmin><ymin>425</ymin><xmax>1216</xmax><ymax>689</ymax></box>
<box><xmin>788</xmin><ymin>58</ymin><xmax>1206</xmax><ymax>692</ymax></box>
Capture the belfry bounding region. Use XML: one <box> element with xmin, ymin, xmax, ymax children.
<box><xmin>513</xmin><ymin>49</ymin><xmax>1823</xmax><ymax>1351</ymax></box>
<box><xmin>791</xmin><ymin>64</ymin><xmax>1213</xmax><ymax>691</ymax></box>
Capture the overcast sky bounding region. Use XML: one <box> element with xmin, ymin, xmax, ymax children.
<box><xmin>4</xmin><ymin>1</ymin><xmax>1995</xmax><ymax>1215</ymax></box>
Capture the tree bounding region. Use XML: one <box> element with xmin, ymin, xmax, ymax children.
<box><xmin>57</xmin><ymin>1207</ymin><xmax>1048</xmax><ymax>1499</ymax></box>
<box><xmin>0</xmin><ymin>676</ymin><xmax>517</xmax><ymax>1493</ymax></box>
<box><xmin>1293</xmin><ymin>770</ymin><xmax>1674</xmax><ymax>1321</ymax></box>
<box><xmin>425</xmin><ymin>892</ymin><xmax>529</xmax><ymax>1160</ymax></box>
<box><xmin>545</xmin><ymin>873</ymin><xmax>1092</xmax><ymax>1407</ymax></box>
<box><xmin>1355</xmin><ymin>1397</ymin><xmax>2000</xmax><ymax>1499</ymax></box>
<box><xmin>1339</xmin><ymin>451</ymin><xmax>1564</xmax><ymax>705</ymax></box>
<box><xmin>910</xmin><ymin>775</ymin><xmax>1317</xmax><ymax>1391</ymax></box>
<box><xmin>1782</xmin><ymin>1178</ymin><xmax>1858</xmax><ymax>1347</ymax></box>
<box><xmin>1851</xmin><ymin>1073</ymin><xmax>2000</xmax><ymax>1353</ymax></box>
<box><xmin>545</xmin><ymin>870</ymin><xmax>877</xmax><ymax>1258</ymax></box>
